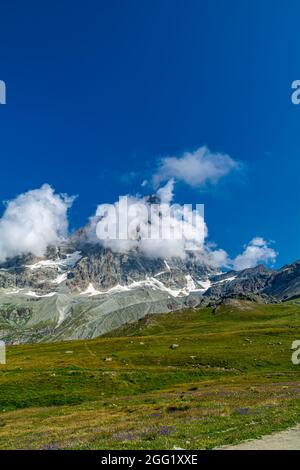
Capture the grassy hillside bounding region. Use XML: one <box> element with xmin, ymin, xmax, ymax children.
<box><xmin>0</xmin><ymin>299</ymin><xmax>300</xmax><ymax>449</ymax></box>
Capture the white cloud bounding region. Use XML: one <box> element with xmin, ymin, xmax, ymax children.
<box><xmin>208</xmin><ymin>248</ymin><xmax>231</xmax><ymax>269</ymax></box>
<box><xmin>92</xmin><ymin>175</ymin><xmax>277</xmax><ymax>269</ymax></box>
<box><xmin>153</xmin><ymin>146</ymin><xmax>240</xmax><ymax>188</ymax></box>
<box><xmin>94</xmin><ymin>180</ymin><xmax>207</xmax><ymax>259</ymax></box>
<box><xmin>232</xmin><ymin>237</ymin><xmax>277</xmax><ymax>271</ymax></box>
<box><xmin>0</xmin><ymin>184</ymin><xmax>74</xmax><ymax>263</ymax></box>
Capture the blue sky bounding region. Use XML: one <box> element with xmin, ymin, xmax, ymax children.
<box><xmin>0</xmin><ymin>0</ymin><xmax>299</xmax><ymax>267</ymax></box>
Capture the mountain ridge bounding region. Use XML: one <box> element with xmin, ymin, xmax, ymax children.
<box><xmin>0</xmin><ymin>240</ymin><xmax>299</xmax><ymax>344</ymax></box>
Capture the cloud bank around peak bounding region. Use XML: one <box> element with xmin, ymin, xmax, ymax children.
<box><xmin>0</xmin><ymin>143</ymin><xmax>277</xmax><ymax>272</ymax></box>
<box><xmin>93</xmin><ymin>177</ymin><xmax>277</xmax><ymax>270</ymax></box>
<box><xmin>94</xmin><ymin>180</ymin><xmax>208</xmax><ymax>260</ymax></box>
<box><xmin>153</xmin><ymin>146</ymin><xmax>241</xmax><ymax>189</ymax></box>
<box><xmin>0</xmin><ymin>184</ymin><xmax>74</xmax><ymax>262</ymax></box>
<box><xmin>0</xmin><ymin>183</ymin><xmax>277</xmax><ymax>271</ymax></box>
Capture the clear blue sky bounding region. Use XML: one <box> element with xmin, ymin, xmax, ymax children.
<box><xmin>0</xmin><ymin>0</ymin><xmax>299</xmax><ymax>267</ymax></box>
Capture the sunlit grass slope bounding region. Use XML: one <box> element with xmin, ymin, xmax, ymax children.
<box><xmin>0</xmin><ymin>299</ymin><xmax>300</xmax><ymax>449</ymax></box>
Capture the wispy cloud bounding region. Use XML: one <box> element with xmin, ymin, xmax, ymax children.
<box><xmin>153</xmin><ymin>146</ymin><xmax>241</xmax><ymax>189</ymax></box>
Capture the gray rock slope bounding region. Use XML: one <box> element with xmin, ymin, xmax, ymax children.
<box><xmin>0</xmin><ymin>241</ymin><xmax>214</xmax><ymax>344</ymax></box>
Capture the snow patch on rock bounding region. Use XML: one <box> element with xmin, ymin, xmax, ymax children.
<box><xmin>25</xmin><ymin>291</ymin><xmax>56</xmax><ymax>298</ymax></box>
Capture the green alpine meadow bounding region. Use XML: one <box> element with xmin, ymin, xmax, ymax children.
<box><xmin>0</xmin><ymin>299</ymin><xmax>299</xmax><ymax>450</ymax></box>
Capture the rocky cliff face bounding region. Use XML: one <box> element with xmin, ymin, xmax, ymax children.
<box><xmin>0</xmin><ymin>240</ymin><xmax>217</xmax><ymax>344</ymax></box>
<box><xmin>66</xmin><ymin>243</ymin><xmax>216</xmax><ymax>291</ymax></box>
<box><xmin>203</xmin><ymin>265</ymin><xmax>274</xmax><ymax>301</ymax></box>
<box><xmin>264</xmin><ymin>260</ymin><xmax>300</xmax><ymax>300</ymax></box>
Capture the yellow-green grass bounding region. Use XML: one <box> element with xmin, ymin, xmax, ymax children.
<box><xmin>0</xmin><ymin>299</ymin><xmax>300</xmax><ymax>449</ymax></box>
